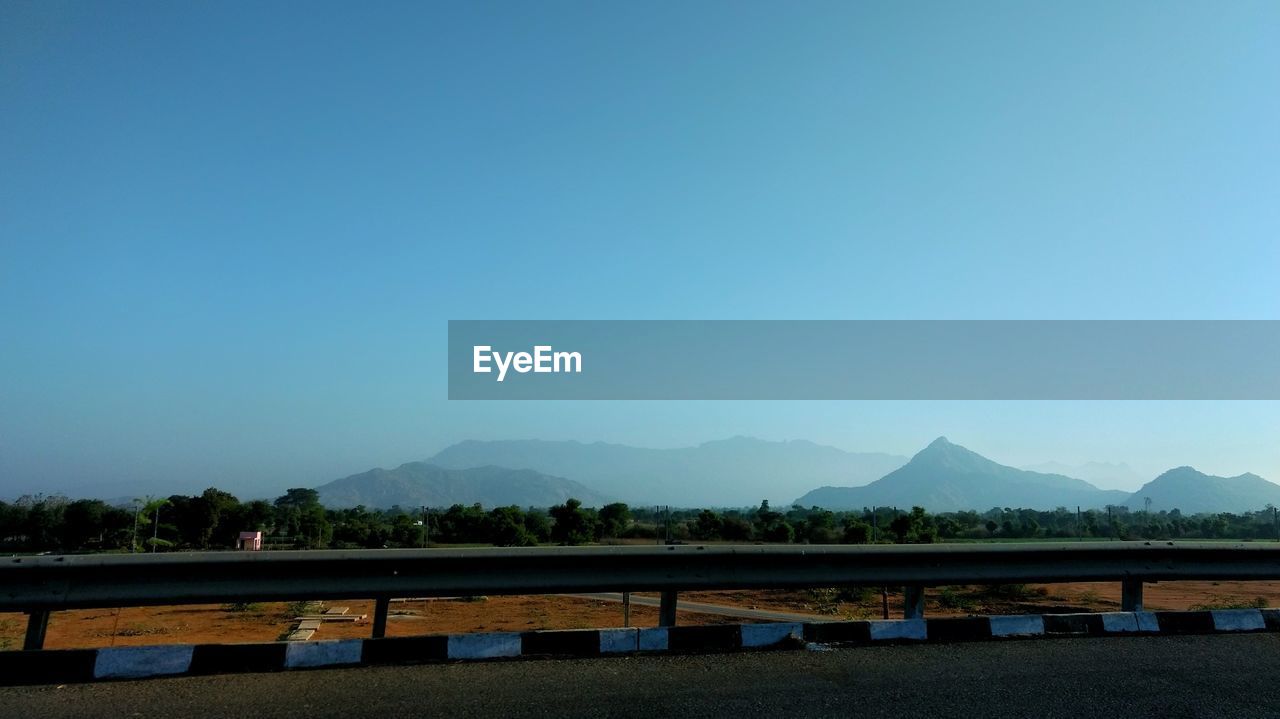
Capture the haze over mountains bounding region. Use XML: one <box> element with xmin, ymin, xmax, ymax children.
<box><xmin>1019</xmin><ymin>461</ymin><xmax>1146</xmax><ymax>492</ymax></box>
<box><xmin>427</xmin><ymin>437</ymin><xmax>908</xmax><ymax>507</ymax></box>
<box><xmin>316</xmin><ymin>464</ymin><xmax>611</xmax><ymax>509</ymax></box>
<box><xmin>307</xmin><ymin>436</ymin><xmax>1280</xmax><ymax>515</ymax></box>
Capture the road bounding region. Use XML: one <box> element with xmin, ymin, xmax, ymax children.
<box><xmin>6</xmin><ymin>634</ymin><xmax>1280</xmax><ymax>718</ymax></box>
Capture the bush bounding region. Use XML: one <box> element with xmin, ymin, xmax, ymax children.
<box><xmin>285</xmin><ymin>600</ymin><xmax>320</xmax><ymax>617</ymax></box>
<box><xmin>842</xmin><ymin>520</ymin><xmax>873</xmax><ymax>544</ymax></box>
<box><xmin>936</xmin><ymin>586</ymin><xmax>974</xmax><ymax>610</ymax></box>
<box><xmin>982</xmin><ymin>584</ymin><xmax>1047</xmax><ymax>601</ymax></box>
<box><xmin>806</xmin><ymin>588</ymin><xmax>842</xmax><ymax>615</ymax></box>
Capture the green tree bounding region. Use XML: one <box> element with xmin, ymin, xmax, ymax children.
<box><xmin>60</xmin><ymin>499</ymin><xmax>109</xmax><ymax>549</ymax></box>
<box><xmin>889</xmin><ymin>507</ymin><xmax>937</xmax><ymax>544</ymax></box>
<box><xmin>273</xmin><ymin>488</ymin><xmax>329</xmax><ymax>548</ymax></box>
<box><xmin>139</xmin><ymin>496</ymin><xmax>171</xmax><ymax>552</ymax></box>
<box><xmin>523</xmin><ymin>509</ymin><xmax>552</xmax><ymax>542</ymax></box>
<box><xmin>763</xmin><ymin>520</ymin><xmax>795</xmax><ymax>543</ymax></box>
<box><xmin>488</xmin><ymin>506</ymin><xmax>537</xmax><ymax>546</ymax></box>
<box><xmin>842</xmin><ymin>518</ymin><xmax>873</xmax><ymax>544</ymax></box>
<box><xmin>692</xmin><ymin>509</ymin><xmax>724</xmax><ymax>540</ymax></box>
<box><xmin>550</xmin><ymin>498</ymin><xmax>596</xmax><ymax>545</ymax></box>
<box><xmin>597</xmin><ymin>503</ymin><xmax>632</xmax><ymax>539</ymax></box>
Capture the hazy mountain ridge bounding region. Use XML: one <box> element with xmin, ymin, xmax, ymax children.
<box><xmin>316</xmin><ymin>436</ymin><xmax>1280</xmax><ymax>514</ymax></box>
<box><xmin>1124</xmin><ymin>467</ymin><xmax>1280</xmax><ymax>514</ymax></box>
<box><xmin>427</xmin><ymin>436</ymin><xmax>909</xmax><ymax>507</ymax></box>
<box><xmin>796</xmin><ymin>438</ymin><xmax>1280</xmax><ymax>514</ymax></box>
<box><xmin>1020</xmin><ymin>460</ymin><xmax>1146</xmax><ymax>492</ymax></box>
<box><xmin>315</xmin><ymin>463</ymin><xmax>611</xmax><ymax>509</ymax></box>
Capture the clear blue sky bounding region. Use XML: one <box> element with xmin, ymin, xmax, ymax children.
<box><xmin>2</xmin><ymin>1</ymin><xmax>1278</xmax><ymax>498</ymax></box>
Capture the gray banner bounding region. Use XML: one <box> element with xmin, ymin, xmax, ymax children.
<box><xmin>447</xmin><ymin>320</ymin><xmax>1280</xmax><ymax>399</ymax></box>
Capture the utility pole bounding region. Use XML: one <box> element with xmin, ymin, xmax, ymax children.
<box><xmin>131</xmin><ymin>500</ymin><xmax>141</xmax><ymax>553</ymax></box>
<box><xmin>875</xmin><ymin>506</ymin><xmax>887</xmax><ymax>618</ymax></box>
<box><xmin>421</xmin><ymin>506</ymin><xmax>428</xmax><ymax>548</ymax></box>
<box><xmin>1077</xmin><ymin>506</ymin><xmax>1082</xmax><ymax>541</ymax></box>
<box><xmin>151</xmin><ymin>503</ymin><xmax>160</xmax><ymax>553</ymax></box>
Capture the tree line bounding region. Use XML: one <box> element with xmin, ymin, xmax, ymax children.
<box><xmin>2</xmin><ymin>488</ymin><xmax>1278</xmax><ymax>554</ymax></box>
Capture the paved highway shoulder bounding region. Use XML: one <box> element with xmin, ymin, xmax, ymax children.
<box><xmin>4</xmin><ymin>634</ymin><xmax>1278</xmax><ymax>718</ymax></box>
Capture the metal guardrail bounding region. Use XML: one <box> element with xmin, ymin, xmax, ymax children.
<box><xmin>6</xmin><ymin>542</ymin><xmax>1280</xmax><ymax>650</ymax></box>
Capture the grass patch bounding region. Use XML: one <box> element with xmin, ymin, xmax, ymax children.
<box><xmin>936</xmin><ymin>586</ymin><xmax>975</xmax><ymax>611</ymax></box>
<box><xmin>110</xmin><ymin>623</ymin><xmax>170</xmax><ymax>637</ymax></box>
<box><xmin>806</xmin><ymin>587</ymin><xmax>878</xmax><ymax>615</ymax></box>
<box><xmin>1189</xmin><ymin>596</ymin><xmax>1268</xmax><ymax>611</ymax></box>
<box><xmin>980</xmin><ymin>584</ymin><xmax>1049</xmax><ymax>601</ymax></box>
<box><xmin>284</xmin><ymin>600</ymin><xmax>323</xmax><ymax>617</ymax></box>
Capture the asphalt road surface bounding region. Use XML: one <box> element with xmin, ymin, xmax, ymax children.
<box><xmin>6</xmin><ymin>634</ymin><xmax>1280</xmax><ymax>718</ymax></box>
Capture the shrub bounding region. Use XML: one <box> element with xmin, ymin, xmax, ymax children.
<box><xmin>285</xmin><ymin>600</ymin><xmax>321</xmax><ymax>617</ymax></box>
<box><xmin>983</xmin><ymin>584</ymin><xmax>1047</xmax><ymax>601</ymax></box>
<box><xmin>936</xmin><ymin>586</ymin><xmax>974</xmax><ymax>610</ymax></box>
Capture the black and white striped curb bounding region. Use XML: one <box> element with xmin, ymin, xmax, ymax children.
<box><xmin>3</xmin><ymin>608</ymin><xmax>1276</xmax><ymax>686</ymax></box>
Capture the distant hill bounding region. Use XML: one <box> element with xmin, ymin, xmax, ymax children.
<box><xmin>426</xmin><ymin>436</ymin><xmax>908</xmax><ymax>507</ymax></box>
<box><xmin>1020</xmin><ymin>461</ymin><xmax>1146</xmax><ymax>492</ymax></box>
<box><xmin>795</xmin><ymin>437</ymin><xmax>1129</xmax><ymax>511</ymax></box>
<box><xmin>315</xmin><ymin>463</ymin><xmax>611</xmax><ymax>509</ymax></box>
<box><xmin>1124</xmin><ymin>467</ymin><xmax>1280</xmax><ymax>514</ymax></box>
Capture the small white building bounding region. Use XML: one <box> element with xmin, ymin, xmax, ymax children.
<box><xmin>237</xmin><ymin>531</ymin><xmax>263</xmax><ymax>551</ymax></box>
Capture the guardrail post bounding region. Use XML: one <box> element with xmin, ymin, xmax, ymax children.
<box><xmin>659</xmin><ymin>590</ymin><xmax>678</xmax><ymax>627</ymax></box>
<box><xmin>903</xmin><ymin>586</ymin><xmax>925</xmax><ymax>619</ymax></box>
<box><xmin>24</xmin><ymin>610</ymin><xmax>49</xmax><ymax>650</ymax></box>
<box><xmin>372</xmin><ymin>596</ymin><xmax>390</xmax><ymax>638</ymax></box>
<box><xmin>1121</xmin><ymin>579</ymin><xmax>1143</xmax><ymax>611</ymax></box>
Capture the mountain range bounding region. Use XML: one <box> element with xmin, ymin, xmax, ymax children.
<box><xmin>796</xmin><ymin>438</ymin><xmax>1280</xmax><ymax>514</ymax></box>
<box><xmin>315</xmin><ymin>463</ymin><xmax>612</xmax><ymax>509</ymax></box>
<box><xmin>310</xmin><ymin>436</ymin><xmax>1280</xmax><ymax>515</ymax></box>
<box><xmin>426</xmin><ymin>437</ymin><xmax>908</xmax><ymax>507</ymax></box>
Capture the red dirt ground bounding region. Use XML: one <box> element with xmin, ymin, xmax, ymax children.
<box><xmin>3</xmin><ymin>581</ymin><xmax>1276</xmax><ymax>650</ymax></box>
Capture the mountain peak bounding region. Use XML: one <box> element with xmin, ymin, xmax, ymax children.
<box><xmin>914</xmin><ymin>436</ymin><xmax>976</xmax><ymax>461</ymax></box>
<box><xmin>1155</xmin><ymin>466</ymin><xmax>1205</xmax><ymax>480</ymax></box>
<box><xmin>796</xmin><ymin>438</ymin><xmax>1120</xmax><ymax>511</ymax></box>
